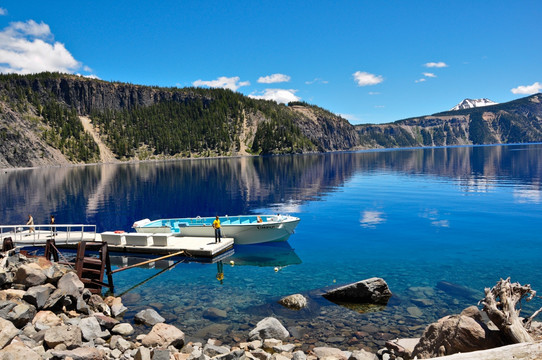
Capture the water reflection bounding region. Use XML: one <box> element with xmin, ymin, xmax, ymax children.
<box><xmin>229</xmin><ymin>242</ymin><xmax>302</xmax><ymax>268</ymax></box>
<box><xmin>1</xmin><ymin>144</ymin><xmax>540</xmax><ymax>230</ymax></box>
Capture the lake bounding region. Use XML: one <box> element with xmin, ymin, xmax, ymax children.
<box><xmin>1</xmin><ymin>144</ymin><xmax>541</xmax><ymax>351</ymax></box>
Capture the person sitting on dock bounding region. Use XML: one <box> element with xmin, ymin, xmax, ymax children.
<box><xmin>26</xmin><ymin>214</ymin><xmax>35</xmax><ymax>234</ymax></box>
<box><xmin>213</xmin><ymin>216</ymin><xmax>221</xmax><ymax>243</ymax></box>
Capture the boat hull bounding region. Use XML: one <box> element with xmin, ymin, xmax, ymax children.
<box><xmin>133</xmin><ymin>215</ymin><xmax>300</xmax><ymax>245</ymax></box>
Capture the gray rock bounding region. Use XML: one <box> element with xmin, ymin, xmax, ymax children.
<box><xmin>0</xmin><ymin>301</ymin><xmax>17</xmax><ymax>320</ymax></box>
<box><xmin>348</xmin><ymin>349</ymin><xmax>378</xmax><ymax>360</ymax></box>
<box><xmin>323</xmin><ymin>277</ymin><xmax>392</xmax><ymax>305</ymax></box>
<box><xmin>112</xmin><ymin>323</ymin><xmax>134</xmax><ymax>336</ymax></box>
<box><xmin>141</xmin><ymin>323</ymin><xmax>185</xmax><ymax>349</ymax></box>
<box><xmin>14</xmin><ymin>264</ymin><xmax>47</xmax><ymax>288</ymax></box>
<box><xmin>7</xmin><ymin>302</ymin><xmax>37</xmax><ymax>328</ymax></box>
<box><xmin>248</xmin><ymin>317</ymin><xmax>290</xmax><ymax>341</ymax></box>
<box><xmin>250</xmin><ymin>349</ymin><xmax>271</xmax><ymax>360</ymax></box>
<box><xmin>76</xmin><ymin>295</ymin><xmax>90</xmax><ymax>314</ymax></box>
<box><xmin>44</xmin><ymin>324</ymin><xmax>83</xmax><ymax>349</ymax></box>
<box><xmin>278</xmin><ymin>294</ymin><xmax>307</xmax><ymax>310</ymax></box>
<box><xmin>412</xmin><ymin>314</ymin><xmax>504</xmax><ymax>358</ymax></box>
<box><xmin>292</xmin><ymin>350</ymin><xmax>306</xmax><ymax>360</ymax></box>
<box><xmin>57</xmin><ymin>272</ymin><xmax>85</xmax><ymax>298</ymax></box>
<box><xmin>135</xmin><ymin>347</ymin><xmax>152</xmax><ymax>360</ymax></box>
<box><xmin>110</xmin><ymin>335</ymin><xmax>131</xmax><ymax>352</ymax></box>
<box><xmin>23</xmin><ymin>284</ymin><xmax>56</xmax><ymax>309</ymax></box>
<box><xmin>79</xmin><ymin>316</ymin><xmax>103</xmax><ymax>341</ymax></box>
<box><xmin>151</xmin><ymin>349</ymin><xmax>170</xmax><ymax>360</ymax></box>
<box><xmin>111</xmin><ymin>302</ymin><xmax>127</xmax><ymax>317</ymax></box>
<box><xmin>42</xmin><ymin>288</ymin><xmax>65</xmax><ymax>310</ymax></box>
<box><xmin>0</xmin><ymin>268</ymin><xmax>13</xmax><ymax>287</ymax></box>
<box><xmin>94</xmin><ymin>313</ymin><xmax>119</xmax><ymax>329</ymax></box>
<box><xmin>0</xmin><ymin>340</ymin><xmax>41</xmax><ymax>360</ymax></box>
<box><xmin>50</xmin><ymin>346</ymin><xmax>106</xmax><ymax>360</ymax></box>
<box><xmin>0</xmin><ymin>317</ymin><xmax>19</xmax><ymax>348</ymax></box>
<box><xmin>31</xmin><ymin>310</ymin><xmax>62</xmax><ymax>331</ymax></box>
<box><xmin>215</xmin><ymin>349</ymin><xmax>246</xmax><ymax>360</ymax></box>
<box><xmin>203</xmin><ymin>307</ymin><xmax>228</xmax><ymax>320</ymax></box>
<box><xmin>134</xmin><ymin>308</ymin><xmax>165</xmax><ymax>326</ymax></box>
<box><xmin>312</xmin><ymin>347</ymin><xmax>349</xmax><ymax>360</ymax></box>
<box><xmin>406</xmin><ymin>306</ymin><xmax>423</xmax><ymax>318</ymax></box>
<box><xmin>203</xmin><ymin>344</ymin><xmax>231</xmax><ymax>357</ymax></box>
<box><xmin>273</xmin><ymin>344</ymin><xmax>296</xmax><ymax>353</ymax></box>
<box><xmin>88</xmin><ymin>294</ymin><xmax>111</xmax><ymax>315</ymax></box>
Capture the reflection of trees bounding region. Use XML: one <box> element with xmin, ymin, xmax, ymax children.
<box><xmin>1</xmin><ymin>145</ymin><xmax>540</xmax><ymax>230</ymax></box>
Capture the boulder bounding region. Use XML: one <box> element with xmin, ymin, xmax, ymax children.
<box><xmin>203</xmin><ymin>344</ymin><xmax>231</xmax><ymax>357</ymax></box>
<box><xmin>385</xmin><ymin>338</ymin><xmax>419</xmax><ymax>359</ymax></box>
<box><xmin>278</xmin><ymin>294</ymin><xmax>307</xmax><ymax>310</ymax></box>
<box><xmin>203</xmin><ymin>307</ymin><xmax>228</xmax><ymax>320</ymax></box>
<box><xmin>80</xmin><ymin>316</ymin><xmax>109</xmax><ymax>341</ymax></box>
<box><xmin>93</xmin><ymin>313</ymin><xmax>120</xmax><ymax>330</ymax></box>
<box><xmin>248</xmin><ymin>317</ymin><xmax>290</xmax><ymax>341</ymax></box>
<box><xmin>87</xmin><ymin>295</ymin><xmax>111</xmax><ymax>315</ymax></box>
<box><xmin>110</xmin><ymin>335</ymin><xmax>132</xmax><ymax>352</ymax></box>
<box><xmin>32</xmin><ymin>310</ymin><xmax>62</xmax><ymax>331</ymax></box>
<box><xmin>0</xmin><ymin>317</ymin><xmax>19</xmax><ymax>349</ymax></box>
<box><xmin>57</xmin><ymin>272</ymin><xmax>84</xmax><ymax>298</ymax></box>
<box><xmin>323</xmin><ymin>277</ymin><xmax>392</xmax><ymax>305</ymax></box>
<box><xmin>13</xmin><ymin>264</ymin><xmax>47</xmax><ymax>288</ymax></box>
<box><xmin>411</xmin><ymin>314</ymin><xmax>504</xmax><ymax>358</ymax></box>
<box><xmin>0</xmin><ymin>289</ymin><xmax>26</xmax><ymax>301</ymax></box>
<box><xmin>141</xmin><ymin>323</ymin><xmax>185</xmax><ymax>349</ymax></box>
<box><xmin>151</xmin><ymin>349</ymin><xmax>171</xmax><ymax>360</ymax></box>
<box><xmin>348</xmin><ymin>349</ymin><xmax>378</xmax><ymax>360</ymax></box>
<box><xmin>50</xmin><ymin>346</ymin><xmax>106</xmax><ymax>360</ymax></box>
<box><xmin>44</xmin><ymin>324</ymin><xmax>83</xmax><ymax>349</ymax></box>
<box><xmin>0</xmin><ymin>340</ymin><xmax>41</xmax><ymax>360</ymax></box>
<box><xmin>23</xmin><ymin>284</ymin><xmax>56</xmax><ymax>309</ymax></box>
<box><xmin>312</xmin><ymin>347</ymin><xmax>349</xmax><ymax>360</ymax></box>
<box><xmin>135</xmin><ymin>347</ymin><xmax>151</xmax><ymax>360</ymax></box>
<box><xmin>111</xmin><ymin>323</ymin><xmax>134</xmax><ymax>336</ymax></box>
<box><xmin>134</xmin><ymin>308</ymin><xmax>165</xmax><ymax>326</ymax></box>
<box><xmin>6</xmin><ymin>302</ymin><xmax>37</xmax><ymax>328</ymax></box>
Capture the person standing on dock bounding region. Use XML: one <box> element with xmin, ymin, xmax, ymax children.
<box><xmin>50</xmin><ymin>215</ymin><xmax>56</xmax><ymax>237</ymax></box>
<box><xmin>26</xmin><ymin>214</ymin><xmax>35</xmax><ymax>234</ymax></box>
<box><xmin>213</xmin><ymin>216</ymin><xmax>221</xmax><ymax>243</ymax></box>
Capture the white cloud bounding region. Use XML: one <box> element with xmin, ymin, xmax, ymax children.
<box><xmin>305</xmin><ymin>77</ymin><xmax>328</xmax><ymax>85</ymax></box>
<box><xmin>423</xmin><ymin>72</ymin><xmax>436</xmax><ymax>78</ymax></box>
<box><xmin>353</xmin><ymin>71</ymin><xmax>383</xmax><ymax>86</ymax></box>
<box><xmin>338</xmin><ymin>113</ymin><xmax>359</xmax><ymax>121</ymax></box>
<box><xmin>0</xmin><ymin>8</ymin><xmax>7</xmax><ymax>15</ymax></box>
<box><xmin>248</xmin><ymin>88</ymin><xmax>300</xmax><ymax>104</ymax></box>
<box><xmin>192</xmin><ymin>76</ymin><xmax>250</xmax><ymax>91</ymax></box>
<box><xmin>257</xmin><ymin>73</ymin><xmax>290</xmax><ymax>84</ymax></box>
<box><xmin>0</xmin><ymin>20</ymin><xmax>90</xmax><ymax>75</ymax></box>
<box><xmin>368</xmin><ymin>91</ymin><xmax>380</xmax><ymax>95</ymax></box>
<box><xmin>510</xmin><ymin>82</ymin><xmax>542</xmax><ymax>95</ymax></box>
<box><xmin>415</xmin><ymin>78</ymin><xmax>426</xmax><ymax>83</ymax></box>
<box><xmin>424</xmin><ymin>62</ymin><xmax>448</xmax><ymax>68</ymax></box>
<box><xmin>360</xmin><ymin>210</ymin><xmax>385</xmax><ymax>228</ymax></box>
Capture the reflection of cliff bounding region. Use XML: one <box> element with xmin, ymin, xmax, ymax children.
<box><xmin>0</xmin><ymin>145</ymin><xmax>540</xmax><ymax>230</ymax></box>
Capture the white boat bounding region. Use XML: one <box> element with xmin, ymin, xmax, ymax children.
<box><xmin>132</xmin><ymin>214</ymin><xmax>300</xmax><ymax>245</ymax></box>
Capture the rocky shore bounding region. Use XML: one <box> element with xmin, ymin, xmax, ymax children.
<box><xmin>1</xmin><ymin>250</ymin><xmax>541</xmax><ymax>360</ymax></box>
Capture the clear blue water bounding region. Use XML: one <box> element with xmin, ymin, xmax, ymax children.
<box><xmin>1</xmin><ymin>144</ymin><xmax>541</xmax><ymax>350</ymax></box>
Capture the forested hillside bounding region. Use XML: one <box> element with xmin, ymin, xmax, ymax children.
<box><xmin>0</xmin><ymin>72</ymin><xmax>541</xmax><ymax>169</ymax></box>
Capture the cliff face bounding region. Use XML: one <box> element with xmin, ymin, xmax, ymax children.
<box><xmin>1</xmin><ymin>73</ymin><xmax>541</xmax><ymax>169</ymax></box>
<box><xmin>355</xmin><ymin>94</ymin><xmax>542</xmax><ymax>149</ymax></box>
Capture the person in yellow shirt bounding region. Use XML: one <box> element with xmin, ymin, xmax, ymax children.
<box><xmin>212</xmin><ymin>216</ymin><xmax>221</xmax><ymax>243</ymax></box>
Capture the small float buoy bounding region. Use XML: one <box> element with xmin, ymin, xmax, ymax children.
<box><xmin>274</xmin><ymin>267</ymin><xmax>279</xmax><ymax>272</ymax></box>
<box><xmin>230</xmin><ymin>260</ymin><xmax>235</xmax><ymax>266</ymax></box>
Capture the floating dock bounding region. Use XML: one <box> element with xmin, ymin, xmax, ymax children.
<box><xmin>1</xmin><ymin>224</ymin><xmax>234</xmax><ymax>258</ymax></box>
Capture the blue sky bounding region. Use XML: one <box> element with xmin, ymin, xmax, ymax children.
<box><xmin>0</xmin><ymin>1</ymin><xmax>540</xmax><ymax>124</ymax></box>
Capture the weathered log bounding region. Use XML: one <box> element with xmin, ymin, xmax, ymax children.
<box><xmin>480</xmin><ymin>278</ymin><xmax>541</xmax><ymax>344</ymax></box>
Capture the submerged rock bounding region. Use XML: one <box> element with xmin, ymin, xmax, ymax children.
<box><xmin>278</xmin><ymin>294</ymin><xmax>307</xmax><ymax>310</ymax></box>
<box><xmin>323</xmin><ymin>277</ymin><xmax>392</xmax><ymax>305</ymax></box>
<box><xmin>134</xmin><ymin>308</ymin><xmax>165</xmax><ymax>326</ymax></box>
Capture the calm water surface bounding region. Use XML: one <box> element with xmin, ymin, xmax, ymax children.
<box><xmin>1</xmin><ymin>144</ymin><xmax>541</xmax><ymax>350</ymax></box>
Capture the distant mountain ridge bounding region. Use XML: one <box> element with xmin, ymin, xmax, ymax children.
<box><xmin>451</xmin><ymin>98</ymin><xmax>498</xmax><ymax>111</ymax></box>
<box><xmin>0</xmin><ymin>73</ymin><xmax>541</xmax><ymax>168</ymax></box>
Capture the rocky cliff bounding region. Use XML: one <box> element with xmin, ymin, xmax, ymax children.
<box><xmin>1</xmin><ymin>72</ymin><xmax>541</xmax><ymax>169</ymax></box>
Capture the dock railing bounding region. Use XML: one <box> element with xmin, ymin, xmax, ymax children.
<box><xmin>0</xmin><ymin>224</ymin><xmax>97</xmax><ymax>247</ymax></box>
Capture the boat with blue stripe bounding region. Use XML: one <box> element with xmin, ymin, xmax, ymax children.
<box><xmin>132</xmin><ymin>214</ymin><xmax>300</xmax><ymax>245</ymax></box>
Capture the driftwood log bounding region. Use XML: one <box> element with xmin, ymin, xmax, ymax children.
<box><xmin>481</xmin><ymin>277</ymin><xmax>542</xmax><ymax>344</ymax></box>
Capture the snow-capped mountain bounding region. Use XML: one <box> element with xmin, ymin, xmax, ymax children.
<box><xmin>451</xmin><ymin>98</ymin><xmax>498</xmax><ymax>111</ymax></box>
